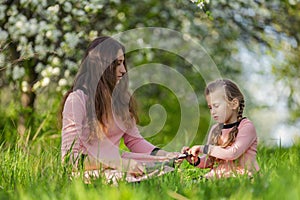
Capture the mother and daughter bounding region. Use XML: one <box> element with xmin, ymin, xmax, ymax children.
<box><xmin>60</xmin><ymin>36</ymin><xmax>259</xmax><ymax>181</ymax></box>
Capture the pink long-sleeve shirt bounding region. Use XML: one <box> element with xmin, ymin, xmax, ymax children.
<box><xmin>61</xmin><ymin>89</ymin><xmax>156</xmax><ymax>166</ymax></box>
<box><xmin>198</xmin><ymin>118</ymin><xmax>260</xmax><ymax>178</ymax></box>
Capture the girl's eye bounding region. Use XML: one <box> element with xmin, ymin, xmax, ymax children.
<box><xmin>213</xmin><ymin>104</ymin><xmax>219</xmax><ymax>108</ymax></box>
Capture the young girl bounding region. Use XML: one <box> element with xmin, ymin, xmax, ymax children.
<box><xmin>60</xmin><ymin>36</ymin><xmax>177</xmax><ymax>180</ymax></box>
<box><xmin>182</xmin><ymin>79</ymin><xmax>259</xmax><ymax>179</ymax></box>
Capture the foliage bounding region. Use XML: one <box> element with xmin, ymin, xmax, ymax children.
<box><xmin>0</xmin><ymin>0</ymin><xmax>215</xmax><ymax>144</ymax></box>
<box><xmin>0</xmin><ymin>0</ymin><xmax>299</xmax><ymax>145</ymax></box>
<box><xmin>206</xmin><ymin>0</ymin><xmax>300</xmax><ymax>121</ymax></box>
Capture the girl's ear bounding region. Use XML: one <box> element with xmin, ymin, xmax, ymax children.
<box><xmin>231</xmin><ymin>98</ymin><xmax>239</xmax><ymax>110</ymax></box>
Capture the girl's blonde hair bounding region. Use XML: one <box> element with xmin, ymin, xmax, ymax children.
<box><xmin>205</xmin><ymin>79</ymin><xmax>245</xmax><ymax>147</ymax></box>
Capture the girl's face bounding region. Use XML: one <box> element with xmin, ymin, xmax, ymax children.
<box><xmin>205</xmin><ymin>88</ymin><xmax>239</xmax><ymax>124</ymax></box>
<box><xmin>115</xmin><ymin>49</ymin><xmax>126</xmax><ymax>84</ymax></box>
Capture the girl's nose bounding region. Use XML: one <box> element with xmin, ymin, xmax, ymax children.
<box><xmin>210</xmin><ymin>109</ymin><xmax>216</xmax><ymax>115</ymax></box>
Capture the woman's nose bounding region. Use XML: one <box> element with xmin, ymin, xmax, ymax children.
<box><xmin>119</xmin><ymin>64</ymin><xmax>126</xmax><ymax>74</ymax></box>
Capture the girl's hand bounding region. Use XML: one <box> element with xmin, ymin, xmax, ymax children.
<box><xmin>186</xmin><ymin>145</ymin><xmax>203</xmax><ymax>166</ymax></box>
<box><xmin>179</xmin><ymin>146</ymin><xmax>197</xmax><ymax>165</ymax></box>
<box><xmin>181</xmin><ymin>146</ymin><xmax>190</xmax><ymax>154</ymax></box>
<box><xmin>188</xmin><ymin>145</ymin><xmax>202</xmax><ymax>157</ymax></box>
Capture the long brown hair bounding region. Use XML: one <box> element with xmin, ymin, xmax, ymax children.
<box><xmin>205</xmin><ymin>79</ymin><xmax>245</xmax><ymax>147</ymax></box>
<box><xmin>60</xmin><ymin>36</ymin><xmax>138</xmax><ymax>140</ymax></box>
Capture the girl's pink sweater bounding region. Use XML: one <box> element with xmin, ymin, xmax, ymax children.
<box><xmin>198</xmin><ymin>118</ymin><xmax>260</xmax><ymax>178</ymax></box>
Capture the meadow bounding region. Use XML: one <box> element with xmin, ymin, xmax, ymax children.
<box><xmin>1</xmin><ymin>135</ymin><xmax>299</xmax><ymax>200</ymax></box>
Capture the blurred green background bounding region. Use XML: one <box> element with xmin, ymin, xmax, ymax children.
<box><xmin>0</xmin><ymin>0</ymin><xmax>299</xmax><ymax>148</ymax></box>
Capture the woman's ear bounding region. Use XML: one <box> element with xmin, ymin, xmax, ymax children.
<box><xmin>231</xmin><ymin>98</ymin><xmax>239</xmax><ymax>110</ymax></box>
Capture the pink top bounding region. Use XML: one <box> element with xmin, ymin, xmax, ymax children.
<box><xmin>61</xmin><ymin>89</ymin><xmax>156</xmax><ymax>166</ymax></box>
<box><xmin>198</xmin><ymin>118</ymin><xmax>259</xmax><ymax>178</ymax></box>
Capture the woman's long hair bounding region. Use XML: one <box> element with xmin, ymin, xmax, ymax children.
<box><xmin>60</xmin><ymin>36</ymin><xmax>138</xmax><ymax>141</ymax></box>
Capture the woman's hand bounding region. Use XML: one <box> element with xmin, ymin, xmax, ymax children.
<box><xmin>122</xmin><ymin>159</ymin><xmax>145</xmax><ymax>177</ymax></box>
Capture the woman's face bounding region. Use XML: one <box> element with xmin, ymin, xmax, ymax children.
<box><xmin>205</xmin><ymin>88</ymin><xmax>238</xmax><ymax>124</ymax></box>
<box><xmin>115</xmin><ymin>49</ymin><xmax>126</xmax><ymax>84</ymax></box>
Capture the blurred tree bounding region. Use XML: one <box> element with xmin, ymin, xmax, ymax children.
<box><xmin>1</xmin><ymin>0</ymin><xmax>299</xmax><ymax>145</ymax></box>
<box><xmin>205</xmin><ymin>0</ymin><xmax>300</xmax><ymax>121</ymax></box>
<box><xmin>0</xmin><ymin>0</ymin><xmax>211</xmax><ymax>141</ymax></box>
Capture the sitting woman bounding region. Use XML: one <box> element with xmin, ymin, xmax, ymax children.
<box><xmin>60</xmin><ymin>36</ymin><xmax>177</xmax><ymax>180</ymax></box>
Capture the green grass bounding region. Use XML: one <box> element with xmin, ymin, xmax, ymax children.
<box><xmin>1</xmin><ymin>136</ymin><xmax>299</xmax><ymax>200</ymax></box>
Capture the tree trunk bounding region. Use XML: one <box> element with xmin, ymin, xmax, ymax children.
<box><xmin>17</xmin><ymin>59</ymin><xmax>38</xmax><ymax>137</ymax></box>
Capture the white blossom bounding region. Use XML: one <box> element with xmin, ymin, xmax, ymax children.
<box><xmin>197</xmin><ymin>2</ymin><xmax>205</xmax><ymax>9</ymax></box>
<box><xmin>41</xmin><ymin>77</ymin><xmax>50</xmax><ymax>87</ymax></box>
<box><xmin>27</xmin><ymin>18</ymin><xmax>38</xmax><ymax>36</ymax></box>
<box><xmin>35</xmin><ymin>62</ymin><xmax>45</xmax><ymax>73</ymax></box>
<box><xmin>58</xmin><ymin>78</ymin><xmax>67</xmax><ymax>86</ymax></box>
<box><xmin>0</xmin><ymin>30</ymin><xmax>8</xmax><ymax>41</ymax></box>
<box><xmin>41</xmin><ymin>66</ymin><xmax>51</xmax><ymax>77</ymax></box>
<box><xmin>88</xmin><ymin>30</ymin><xmax>98</xmax><ymax>40</ymax></box>
<box><xmin>47</xmin><ymin>4</ymin><xmax>60</xmax><ymax>13</ymax></box>
<box><xmin>0</xmin><ymin>54</ymin><xmax>5</xmax><ymax>66</ymax></box>
<box><xmin>52</xmin><ymin>57</ymin><xmax>60</xmax><ymax>66</ymax></box>
<box><xmin>12</xmin><ymin>66</ymin><xmax>25</xmax><ymax>80</ymax></box>
<box><xmin>52</xmin><ymin>67</ymin><xmax>60</xmax><ymax>76</ymax></box>
<box><xmin>15</xmin><ymin>20</ymin><xmax>24</xmax><ymax>29</ymax></box>
<box><xmin>0</xmin><ymin>5</ymin><xmax>7</xmax><ymax>20</ymax></box>
<box><xmin>21</xmin><ymin>81</ymin><xmax>29</xmax><ymax>92</ymax></box>
<box><xmin>64</xmin><ymin>32</ymin><xmax>79</xmax><ymax>48</ymax></box>
<box><xmin>34</xmin><ymin>45</ymin><xmax>47</xmax><ymax>59</ymax></box>
<box><xmin>63</xmin><ymin>2</ymin><xmax>72</xmax><ymax>12</ymax></box>
<box><xmin>64</xmin><ymin>69</ymin><xmax>70</xmax><ymax>78</ymax></box>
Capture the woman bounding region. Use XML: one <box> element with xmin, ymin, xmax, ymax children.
<box><xmin>61</xmin><ymin>36</ymin><xmax>176</xmax><ymax>178</ymax></box>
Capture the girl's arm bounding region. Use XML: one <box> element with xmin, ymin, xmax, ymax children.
<box><xmin>203</xmin><ymin>120</ymin><xmax>257</xmax><ymax>160</ymax></box>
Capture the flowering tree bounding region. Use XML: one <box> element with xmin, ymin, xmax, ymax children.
<box><xmin>1</xmin><ymin>0</ymin><xmax>298</xmax><ymax>141</ymax></box>
<box><xmin>0</xmin><ymin>0</ymin><xmax>210</xmax><ymax>137</ymax></box>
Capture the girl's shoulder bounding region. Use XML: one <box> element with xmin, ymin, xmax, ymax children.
<box><xmin>239</xmin><ymin>118</ymin><xmax>255</xmax><ymax>127</ymax></box>
<box><xmin>238</xmin><ymin>118</ymin><xmax>257</xmax><ymax>135</ymax></box>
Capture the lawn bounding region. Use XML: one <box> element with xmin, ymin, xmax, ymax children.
<box><xmin>1</xmin><ymin>137</ymin><xmax>299</xmax><ymax>200</ymax></box>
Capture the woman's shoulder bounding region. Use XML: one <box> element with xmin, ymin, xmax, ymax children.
<box><xmin>63</xmin><ymin>89</ymin><xmax>88</xmax><ymax>113</ymax></box>
<box><xmin>66</xmin><ymin>89</ymin><xmax>87</xmax><ymax>102</ymax></box>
